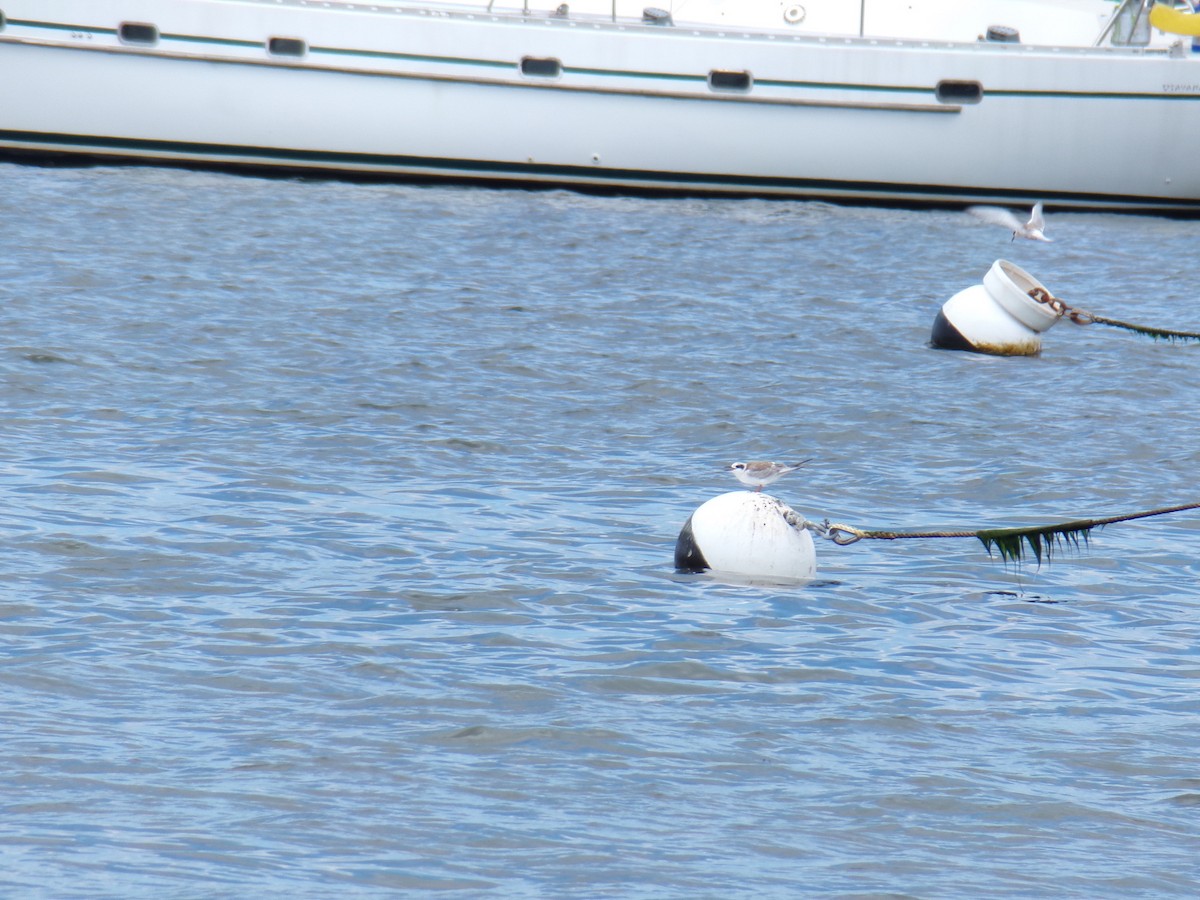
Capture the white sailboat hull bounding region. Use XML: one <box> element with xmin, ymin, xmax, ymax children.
<box><xmin>1</xmin><ymin>0</ymin><xmax>1197</xmax><ymax>209</ymax></box>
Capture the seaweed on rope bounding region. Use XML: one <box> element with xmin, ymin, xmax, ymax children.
<box><xmin>975</xmin><ymin>520</ymin><xmax>1097</xmax><ymax>567</ymax></box>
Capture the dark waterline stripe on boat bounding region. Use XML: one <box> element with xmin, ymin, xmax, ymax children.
<box><xmin>1</xmin><ymin>128</ymin><xmax>1196</xmax><ymax>210</ymax></box>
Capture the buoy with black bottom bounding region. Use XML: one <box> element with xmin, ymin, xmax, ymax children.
<box><xmin>675</xmin><ymin>490</ymin><xmax>817</xmax><ymax>581</ymax></box>
<box><xmin>931</xmin><ymin>259</ymin><xmax>1061</xmax><ymax>356</ymax></box>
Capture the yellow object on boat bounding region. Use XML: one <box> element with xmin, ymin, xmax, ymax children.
<box><xmin>1149</xmin><ymin>2</ymin><xmax>1200</xmax><ymax>36</ymax></box>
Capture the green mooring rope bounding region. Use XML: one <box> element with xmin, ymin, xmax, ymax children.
<box><xmin>819</xmin><ymin>501</ymin><xmax>1200</xmax><ymax>566</ymax></box>
<box><xmin>1073</xmin><ymin>312</ymin><xmax>1200</xmax><ymax>343</ymax></box>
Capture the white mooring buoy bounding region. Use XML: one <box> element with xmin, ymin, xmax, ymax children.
<box><xmin>931</xmin><ymin>259</ymin><xmax>1061</xmax><ymax>356</ymax></box>
<box><xmin>675</xmin><ymin>491</ymin><xmax>816</xmax><ymax>581</ymax></box>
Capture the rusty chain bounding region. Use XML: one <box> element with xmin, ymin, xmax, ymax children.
<box><xmin>1028</xmin><ymin>287</ymin><xmax>1095</xmax><ymax>325</ymax></box>
<box><xmin>1027</xmin><ymin>287</ymin><xmax>1200</xmax><ymax>340</ymax></box>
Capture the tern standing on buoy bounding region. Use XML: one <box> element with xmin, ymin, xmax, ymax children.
<box><xmin>967</xmin><ymin>202</ymin><xmax>1053</xmax><ymax>242</ymax></box>
<box><xmin>728</xmin><ymin>460</ymin><xmax>810</xmax><ymax>492</ymax></box>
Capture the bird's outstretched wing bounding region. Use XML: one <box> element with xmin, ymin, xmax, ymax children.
<box><xmin>1028</xmin><ymin>202</ymin><xmax>1047</xmax><ymax>231</ymax></box>
<box><xmin>966</xmin><ymin>205</ymin><xmax>1024</xmax><ymax>231</ymax></box>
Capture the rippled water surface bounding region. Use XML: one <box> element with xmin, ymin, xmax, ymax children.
<box><xmin>2</xmin><ymin>163</ymin><xmax>1199</xmax><ymax>897</ymax></box>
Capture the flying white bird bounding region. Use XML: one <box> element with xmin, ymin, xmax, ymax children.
<box><xmin>966</xmin><ymin>202</ymin><xmax>1053</xmax><ymax>242</ymax></box>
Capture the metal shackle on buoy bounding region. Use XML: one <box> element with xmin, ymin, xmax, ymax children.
<box><xmin>675</xmin><ymin>491</ymin><xmax>817</xmax><ymax>581</ymax></box>
<box><xmin>931</xmin><ymin>259</ymin><xmax>1062</xmax><ymax>356</ymax></box>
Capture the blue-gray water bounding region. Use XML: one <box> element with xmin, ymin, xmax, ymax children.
<box><xmin>2</xmin><ymin>163</ymin><xmax>1199</xmax><ymax>897</ymax></box>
